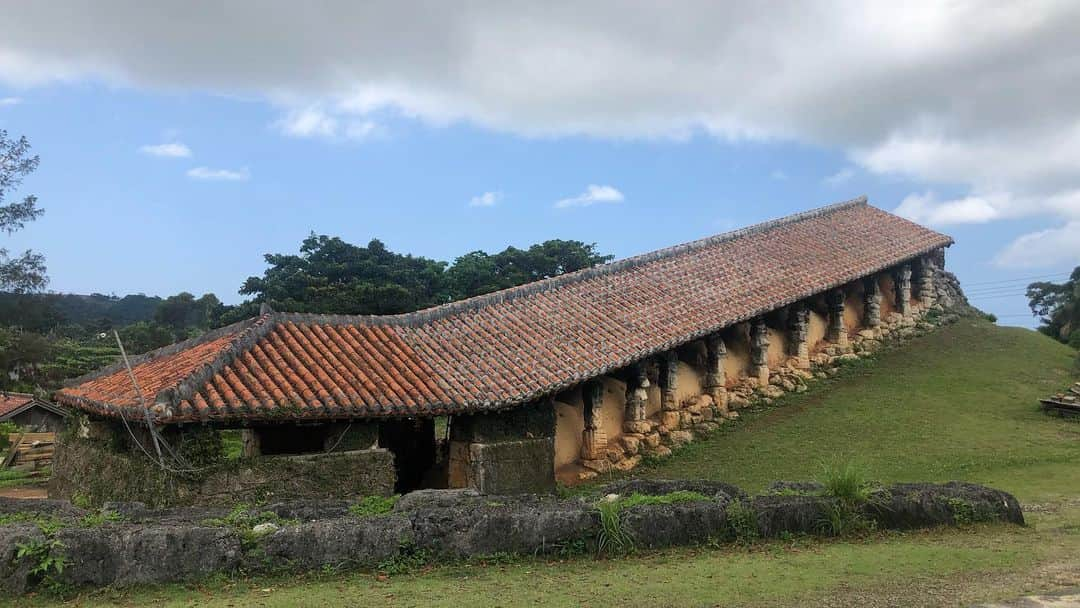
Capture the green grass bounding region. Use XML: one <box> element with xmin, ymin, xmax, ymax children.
<box><xmin>348</xmin><ymin>495</ymin><xmax>400</xmax><ymax>517</ymax></box>
<box><xmin>10</xmin><ymin>319</ymin><xmax>1080</xmax><ymax>607</ymax></box>
<box><xmin>623</xmin><ymin>320</ymin><xmax>1080</xmax><ymax>502</ymax></box>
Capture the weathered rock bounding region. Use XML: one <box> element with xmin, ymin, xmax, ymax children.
<box><xmin>865</xmin><ymin>482</ymin><xmax>1024</xmax><ymax>529</ymax></box>
<box><xmin>750</xmin><ymin>494</ymin><xmax>838</xmax><ymax>537</ymax></box>
<box><xmin>56</xmin><ymin>525</ymin><xmax>242</xmax><ymax>587</ymax></box>
<box><xmin>256</xmin><ymin>516</ymin><xmax>411</xmax><ymax>569</ymax></box>
<box><xmin>621</xmin><ymin>500</ymin><xmax>731</xmax><ymax>549</ymax></box>
<box><xmin>407</xmin><ymin>498</ymin><xmax>595</xmax><ymax>558</ymax></box>
<box><xmin>660</xmin><ymin>411</ymin><xmax>681</xmax><ymax>430</ymax></box>
<box><xmin>251</xmin><ymin>522</ymin><xmax>280</xmax><ymax>537</ymax></box>
<box><xmin>612</xmin><ymin>455</ymin><xmax>641</xmax><ymax>472</ymax></box>
<box><xmin>262</xmin><ymin>499</ymin><xmax>353</xmax><ymax>521</ymax></box>
<box><xmin>618</xmin><ymin>435</ymin><xmax>642</xmax><ymax>455</ymax></box>
<box><xmin>667</xmin><ymin>430</ymin><xmax>693</xmax><ymax>447</ymax></box>
<box><xmin>767</xmin><ymin>481</ymin><xmax>825</xmax><ymax>494</ymax></box>
<box><xmin>623</xmin><ymin>421</ymin><xmax>652</xmax><ymax>435</ymax></box>
<box><xmin>647</xmin><ymin>445</ymin><xmax>673</xmax><ymax>458</ymax></box>
<box><xmin>0</xmin><ymin>497</ymin><xmax>85</xmax><ymax>520</ymax></box>
<box><xmin>642</xmin><ymin>433</ymin><xmax>662</xmax><ymax>448</ymax></box>
<box><xmin>0</xmin><ymin>524</ymin><xmax>45</xmax><ymax>594</ymax></box>
<box><xmin>394</xmin><ymin>489</ymin><xmax>482</xmax><ymax>512</ymax></box>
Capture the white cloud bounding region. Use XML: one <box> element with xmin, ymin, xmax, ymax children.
<box><xmin>139</xmin><ymin>142</ymin><xmax>191</xmax><ymax>158</ymax></box>
<box><xmin>770</xmin><ymin>170</ymin><xmax>788</xmax><ymax>181</ymax></box>
<box><xmin>555</xmin><ymin>185</ymin><xmax>624</xmax><ymax>209</ymax></box>
<box><xmin>994</xmin><ymin>221</ymin><xmax>1080</xmax><ymax>268</ymax></box>
<box><xmin>3</xmin><ymin>2</ymin><xmax>1080</xmax><ymax>260</ymax></box>
<box><xmin>894</xmin><ymin>192</ymin><xmax>1003</xmax><ymax>225</ymax></box>
<box><xmin>275</xmin><ymin>105</ymin><xmax>381</xmax><ymax>141</ymax></box>
<box><xmin>0</xmin><ymin>96</ymin><xmax>20</xmax><ymax>106</ymax></box>
<box><xmin>186</xmin><ymin>166</ymin><xmax>249</xmax><ymax>181</ymax></box>
<box><xmin>823</xmin><ymin>167</ymin><xmax>855</xmax><ymax>186</ymax></box>
<box><xmin>468</xmin><ymin>191</ymin><xmax>501</xmax><ymax>207</ymax></box>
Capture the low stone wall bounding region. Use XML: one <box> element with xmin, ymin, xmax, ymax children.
<box><xmin>1</xmin><ymin>480</ymin><xmax>1022</xmax><ymax>593</ymax></box>
<box><xmin>48</xmin><ymin>434</ymin><xmax>395</xmax><ymax>508</ymax></box>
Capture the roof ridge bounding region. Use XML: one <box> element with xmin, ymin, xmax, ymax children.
<box><xmin>154</xmin><ymin>312</ymin><xmax>279</xmax><ymax>412</ymax></box>
<box><xmin>60</xmin><ymin>316</ymin><xmax>264</xmax><ymax>388</ymax></box>
<box><xmin>273</xmin><ymin>196</ymin><xmax>869</xmax><ymax>328</ymax></box>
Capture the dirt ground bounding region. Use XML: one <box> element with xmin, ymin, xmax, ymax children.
<box><xmin>0</xmin><ymin>485</ymin><xmax>48</xmax><ymax>499</ymax></box>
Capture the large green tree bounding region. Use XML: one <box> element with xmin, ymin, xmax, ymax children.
<box><xmin>229</xmin><ymin>235</ymin><xmax>612</xmax><ymax>322</ymax></box>
<box><xmin>1027</xmin><ymin>266</ymin><xmax>1080</xmax><ymax>348</ymax></box>
<box><xmin>443</xmin><ymin>239</ymin><xmax>613</xmax><ymax>300</ymax></box>
<box><xmin>237</xmin><ymin>234</ymin><xmax>448</xmax><ymax>316</ymax></box>
<box><xmin>0</xmin><ymin>130</ymin><xmax>47</xmax><ymax>292</ymax></box>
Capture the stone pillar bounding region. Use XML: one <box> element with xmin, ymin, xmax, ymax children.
<box><xmin>863</xmin><ymin>276</ymin><xmax>882</xmax><ymax>329</ymax></box>
<box><xmin>750</xmin><ymin>318</ymin><xmax>770</xmax><ymax>386</ymax></box>
<box><xmin>827</xmin><ymin>288</ymin><xmax>848</xmax><ymax>347</ymax></box>
<box><xmin>623</xmin><ymin>362</ymin><xmax>651</xmax><ymax>434</ymax></box>
<box><xmin>703</xmin><ymin>334</ymin><xmax>728</xmax><ymax>408</ymax></box>
<box><xmin>241</xmin><ymin>429</ymin><xmax>261</xmax><ymax>458</ymax></box>
<box><xmin>918</xmin><ymin>256</ymin><xmax>936</xmax><ymax>309</ymax></box>
<box><xmin>580</xmin><ymin>380</ymin><xmax>608</xmax><ymax>461</ymax></box>
<box><xmin>787</xmin><ymin>304</ymin><xmax>811</xmax><ymax>368</ymax></box>
<box><xmin>895</xmin><ymin>264</ymin><xmax>912</xmax><ymax>318</ymax></box>
<box><xmin>659</xmin><ymin>350</ymin><xmax>679</xmax><ymax>411</ymax></box>
<box><xmin>447</xmin><ymin>400</ymin><xmax>556</xmax><ymax>494</ymax></box>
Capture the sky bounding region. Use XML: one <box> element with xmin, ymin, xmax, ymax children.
<box><xmin>1</xmin><ymin>2</ymin><xmax>1078</xmax><ymax>327</ymax></box>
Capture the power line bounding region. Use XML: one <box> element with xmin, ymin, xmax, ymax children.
<box><xmin>963</xmin><ymin>272</ymin><xmax>1070</xmax><ymax>287</ymax></box>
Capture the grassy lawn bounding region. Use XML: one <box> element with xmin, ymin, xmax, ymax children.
<box><xmin>14</xmin><ymin>319</ymin><xmax>1080</xmax><ymax>607</ymax></box>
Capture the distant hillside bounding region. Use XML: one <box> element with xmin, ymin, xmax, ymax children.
<box><xmin>0</xmin><ymin>292</ymin><xmax>163</xmax><ymax>331</ymax></box>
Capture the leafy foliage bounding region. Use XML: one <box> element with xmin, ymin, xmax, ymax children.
<box><xmin>0</xmin><ymin>129</ymin><xmax>47</xmax><ymax>293</ymax></box>
<box><xmin>229</xmin><ymin>233</ymin><xmax>611</xmax><ymax>322</ymax></box>
<box><xmin>1027</xmin><ymin>266</ymin><xmax>1080</xmax><ymax>346</ymax></box>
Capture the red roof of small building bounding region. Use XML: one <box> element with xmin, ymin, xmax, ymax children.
<box><xmin>56</xmin><ymin>197</ymin><xmax>952</xmax><ymax>424</ymax></box>
<box><xmin>0</xmin><ymin>393</ymin><xmax>35</xmax><ymax>418</ymax></box>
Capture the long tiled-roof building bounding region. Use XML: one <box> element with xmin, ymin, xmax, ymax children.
<box><xmin>55</xmin><ymin>197</ymin><xmax>960</xmax><ymax>497</ymax></box>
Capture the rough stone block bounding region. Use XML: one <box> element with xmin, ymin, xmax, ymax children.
<box><xmin>660</xmin><ymin>410</ymin><xmax>681</xmax><ymax>429</ymax></box>
<box><xmin>256</xmin><ymin>515</ymin><xmax>411</xmax><ymax>570</ymax></box>
<box><xmin>449</xmin><ymin>438</ymin><xmax>555</xmax><ymax>495</ymax></box>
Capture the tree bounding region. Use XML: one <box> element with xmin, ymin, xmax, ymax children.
<box><xmin>1027</xmin><ymin>266</ymin><xmax>1080</xmax><ymax>348</ymax></box>
<box><xmin>237</xmin><ymin>234</ymin><xmax>448</xmax><ymax>315</ymax></box>
<box><xmin>443</xmin><ymin>239</ymin><xmax>612</xmax><ymax>300</ymax></box>
<box><xmin>0</xmin><ymin>130</ymin><xmax>46</xmax><ymax>292</ymax></box>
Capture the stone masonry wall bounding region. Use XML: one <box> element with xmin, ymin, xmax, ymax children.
<box><xmin>49</xmin><ymin>434</ymin><xmax>395</xmax><ymax>508</ymax></box>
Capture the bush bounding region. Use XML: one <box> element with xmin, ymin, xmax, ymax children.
<box><xmin>0</xmin><ymin>420</ymin><xmax>20</xmax><ymax>450</ymax></box>
<box><xmin>817</xmin><ymin>461</ymin><xmax>876</xmax><ymax>504</ymax></box>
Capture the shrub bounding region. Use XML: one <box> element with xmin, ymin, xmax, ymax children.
<box><xmin>817</xmin><ymin>461</ymin><xmax>876</xmax><ymax>504</ymax></box>
<box><xmin>0</xmin><ymin>420</ymin><xmax>20</xmax><ymax>450</ymax></box>
<box><xmin>725</xmin><ymin>500</ymin><xmax>759</xmax><ymax>543</ymax></box>
<box><xmin>596</xmin><ymin>499</ymin><xmax>634</xmax><ymax>556</ymax></box>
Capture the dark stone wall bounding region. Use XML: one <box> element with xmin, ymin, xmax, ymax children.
<box><xmin>48</xmin><ymin>433</ymin><xmax>395</xmax><ymax>508</ymax></box>
<box><xmin>448</xmin><ymin>401</ymin><xmax>556</xmax><ymax>494</ymax></box>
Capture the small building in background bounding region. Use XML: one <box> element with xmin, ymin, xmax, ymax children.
<box><xmin>0</xmin><ymin>392</ymin><xmax>69</xmax><ymax>433</ymax></box>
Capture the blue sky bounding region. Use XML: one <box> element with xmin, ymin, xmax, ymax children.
<box><xmin>2</xmin><ymin>3</ymin><xmax>1079</xmax><ymax>327</ymax></box>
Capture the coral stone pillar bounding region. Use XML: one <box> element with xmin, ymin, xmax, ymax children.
<box><xmin>895</xmin><ymin>264</ymin><xmax>912</xmax><ymax>318</ymax></box>
<box><xmin>827</xmin><ymin>288</ymin><xmax>848</xmax><ymax>347</ymax></box>
<box><xmin>864</xmin><ymin>276</ymin><xmax>882</xmax><ymax>329</ymax></box>
<box><xmin>703</xmin><ymin>334</ymin><xmax>728</xmax><ymax>409</ymax></box>
<box><xmin>623</xmin><ymin>362</ymin><xmax>651</xmax><ymax>434</ymax></box>
<box><xmin>659</xmin><ymin>350</ymin><xmax>679</xmax><ymax>411</ymax></box>
<box><xmin>918</xmin><ymin>256</ymin><xmax>936</xmax><ymax>309</ymax></box>
<box><xmin>787</xmin><ymin>304</ymin><xmax>811</xmax><ymax>368</ymax></box>
<box><xmin>580</xmin><ymin>380</ymin><xmax>607</xmax><ymax>461</ymax></box>
<box><xmin>750</xmin><ymin>318</ymin><xmax>770</xmax><ymax>386</ymax></box>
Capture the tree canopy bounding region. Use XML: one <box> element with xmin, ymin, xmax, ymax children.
<box><xmin>1027</xmin><ymin>266</ymin><xmax>1080</xmax><ymax>348</ymax></box>
<box><xmin>234</xmin><ymin>234</ymin><xmax>612</xmax><ymax>319</ymax></box>
<box><xmin>0</xmin><ymin>130</ymin><xmax>47</xmax><ymax>293</ymax></box>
